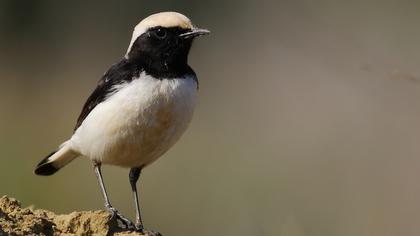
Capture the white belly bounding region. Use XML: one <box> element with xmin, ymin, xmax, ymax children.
<box><xmin>70</xmin><ymin>72</ymin><xmax>197</xmax><ymax>167</ymax></box>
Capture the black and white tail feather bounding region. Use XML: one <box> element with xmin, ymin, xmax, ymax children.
<box><xmin>34</xmin><ymin>141</ymin><xmax>78</xmax><ymax>176</ymax></box>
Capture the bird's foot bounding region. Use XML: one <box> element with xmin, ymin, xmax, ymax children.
<box><xmin>106</xmin><ymin>206</ymin><xmax>135</xmax><ymax>230</ymax></box>
<box><xmin>137</xmin><ymin>228</ymin><xmax>162</xmax><ymax>236</ymax></box>
<box><xmin>134</xmin><ymin>223</ymin><xmax>161</xmax><ymax>236</ymax></box>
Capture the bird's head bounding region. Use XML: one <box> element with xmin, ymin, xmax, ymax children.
<box><xmin>125</xmin><ymin>12</ymin><xmax>209</xmax><ymax>75</ymax></box>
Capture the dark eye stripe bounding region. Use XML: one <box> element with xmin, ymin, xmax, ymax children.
<box><xmin>148</xmin><ymin>26</ymin><xmax>191</xmax><ymax>36</ymax></box>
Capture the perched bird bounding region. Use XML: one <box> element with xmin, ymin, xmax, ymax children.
<box><xmin>34</xmin><ymin>12</ymin><xmax>209</xmax><ymax>234</ymax></box>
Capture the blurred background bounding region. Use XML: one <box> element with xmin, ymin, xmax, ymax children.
<box><xmin>1</xmin><ymin>0</ymin><xmax>420</xmax><ymax>235</ymax></box>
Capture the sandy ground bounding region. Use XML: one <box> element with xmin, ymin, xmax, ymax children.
<box><xmin>0</xmin><ymin>196</ymin><xmax>155</xmax><ymax>236</ymax></box>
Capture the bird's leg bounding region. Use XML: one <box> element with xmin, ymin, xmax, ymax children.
<box><xmin>129</xmin><ymin>167</ymin><xmax>162</xmax><ymax>236</ymax></box>
<box><xmin>129</xmin><ymin>167</ymin><xmax>144</xmax><ymax>231</ymax></box>
<box><xmin>94</xmin><ymin>163</ymin><xmax>135</xmax><ymax>229</ymax></box>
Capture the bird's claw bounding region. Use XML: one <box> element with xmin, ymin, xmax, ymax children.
<box><xmin>132</xmin><ymin>223</ymin><xmax>161</xmax><ymax>236</ymax></box>
<box><xmin>139</xmin><ymin>229</ymin><xmax>162</xmax><ymax>236</ymax></box>
<box><xmin>105</xmin><ymin>206</ymin><xmax>161</xmax><ymax>235</ymax></box>
<box><xmin>106</xmin><ymin>206</ymin><xmax>135</xmax><ymax>229</ymax></box>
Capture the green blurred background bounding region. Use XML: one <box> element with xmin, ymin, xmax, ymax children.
<box><xmin>1</xmin><ymin>0</ymin><xmax>420</xmax><ymax>235</ymax></box>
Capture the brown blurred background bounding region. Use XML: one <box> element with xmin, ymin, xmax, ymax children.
<box><xmin>1</xmin><ymin>0</ymin><xmax>420</xmax><ymax>235</ymax></box>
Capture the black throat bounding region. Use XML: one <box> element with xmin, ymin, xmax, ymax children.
<box><xmin>126</xmin><ymin>26</ymin><xmax>195</xmax><ymax>79</ymax></box>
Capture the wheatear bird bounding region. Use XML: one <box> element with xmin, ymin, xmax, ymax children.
<box><xmin>34</xmin><ymin>12</ymin><xmax>209</xmax><ymax>234</ymax></box>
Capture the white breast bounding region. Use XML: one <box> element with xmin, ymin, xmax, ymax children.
<box><xmin>70</xmin><ymin>72</ymin><xmax>198</xmax><ymax>167</ymax></box>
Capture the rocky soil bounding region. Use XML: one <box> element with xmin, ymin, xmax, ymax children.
<box><xmin>0</xmin><ymin>196</ymin><xmax>158</xmax><ymax>236</ymax></box>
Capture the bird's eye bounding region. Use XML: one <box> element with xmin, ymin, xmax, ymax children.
<box><xmin>155</xmin><ymin>28</ymin><xmax>167</xmax><ymax>39</ymax></box>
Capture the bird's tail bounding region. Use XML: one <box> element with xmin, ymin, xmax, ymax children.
<box><xmin>34</xmin><ymin>141</ymin><xmax>78</xmax><ymax>176</ymax></box>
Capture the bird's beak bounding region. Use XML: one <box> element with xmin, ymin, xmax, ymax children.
<box><xmin>180</xmin><ymin>28</ymin><xmax>210</xmax><ymax>39</ymax></box>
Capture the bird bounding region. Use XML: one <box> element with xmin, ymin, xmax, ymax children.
<box><xmin>34</xmin><ymin>11</ymin><xmax>209</xmax><ymax>235</ymax></box>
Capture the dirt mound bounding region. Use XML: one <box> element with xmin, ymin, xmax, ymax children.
<box><xmin>0</xmin><ymin>196</ymin><xmax>152</xmax><ymax>236</ymax></box>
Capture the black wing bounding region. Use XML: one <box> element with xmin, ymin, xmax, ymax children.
<box><xmin>74</xmin><ymin>59</ymin><xmax>140</xmax><ymax>131</ymax></box>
